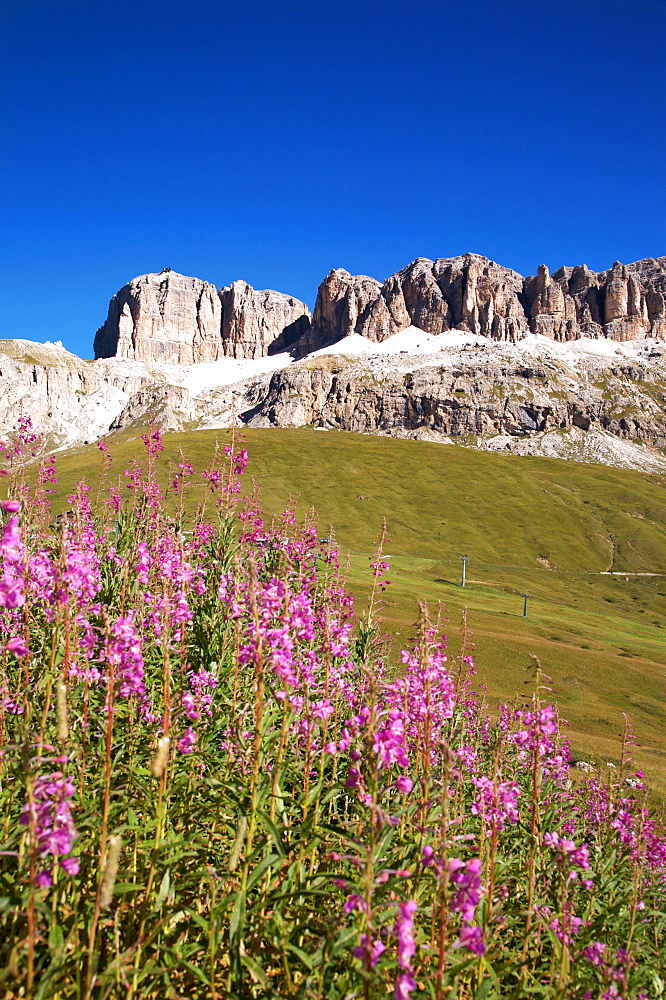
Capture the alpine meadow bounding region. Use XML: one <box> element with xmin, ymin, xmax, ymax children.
<box><xmin>0</xmin><ymin>419</ymin><xmax>665</xmax><ymax>999</ymax></box>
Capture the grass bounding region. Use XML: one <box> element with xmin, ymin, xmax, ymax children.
<box><xmin>42</xmin><ymin>426</ymin><xmax>666</xmax><ymax>791</ymax></box>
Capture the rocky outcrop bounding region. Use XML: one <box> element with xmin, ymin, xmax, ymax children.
<box><xmin>3</xmin><ymin>330</ymin><xmax>666</xmax><ymax>473</ymax></box>
<box><xmin>301</xmin><ymin>255</ymin><xmax>528</xmax><ymax>351</ymax></box>
<box><xmin>528</xmin><ymin>260</ymin><xmax>659</xmax><ymax>343</ymax></box>
<box><xmin>109</xmin><ymin>384</ymin><xmax>202</xmax><ymax>432</ymax></box>
<box><xmin>94</xmin><ymin>270</ymin><xmax>311</xmax><ymax>364</ymax></box>
<box><xmin>293</xmin><ymin>269</ymin><xmax>382</xmax><ymax>354</ymax></box>
<box><xmin>220</xmin><ymin>281</ymin><xmax>311</xmax><ymax>359</ymax></box>
<box><xmin>0</xmin><ymin>341</ymin><xmax>156</xmax><ymax>448</ymax></box>
<box><xmin>238</xmin><ymin>352</ymin><xmax>666</xmax><ymax>451</ymax></box>
<box><xmin>94</xmin><ymin>256</ymin><xmax>666</xmax><ymax>365</ymax></box>
<box><xmin>94</xmin><ymin>271</ymin><xmax>225</xmax><ymax>364</ymax></box>
<box><xmin>303</xmin><ymin>254</ymin><xmax>666</xmax><ymax>352</ymax></box>
<box><xmin>7</xmin><ymin>249</ymin><xmax>666</xmax><ymax>474</ymax></box>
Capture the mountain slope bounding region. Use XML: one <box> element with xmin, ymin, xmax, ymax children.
<box><xmin>44</xmin><ymin>426</ymin><xmax>666</xmax><ymax>791</ymax></box>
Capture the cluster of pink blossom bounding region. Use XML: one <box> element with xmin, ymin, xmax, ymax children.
<box><xmin>19</xmin><ymin>767</ymin><xmax>79</xmax><ymax>887</ymax></box>
<box><xmin>103</xmin><ymin>613</ymin><xmax>146</xmax><ymax>701</ymax></box>
<box><xmin>369</xmin><ymin>555</ymin><xmax>391</xmax><ymax>590</ymax></box>
<box><xmin>0</xmin><ymin>415</ymin><xmax>38</xmax><ymax>462</ymax></box>
<box><xmin>394</xmin><ymin>899</ymin><xmax>418</xmax><ymax>999</ymax></box>
<box><xmin>470</xmin><ymin>775</ymin><xmax>520</xmax><ymax>830</ymax></box>
<box><xmin>543</xmin><ymin>830</ymin><xmax>590</xmax><ymax>870</ymax></box>
<box><xmin>0</xmin><ymin>501</ymin><xmax>25</xmax><ymax>610</ymax></box>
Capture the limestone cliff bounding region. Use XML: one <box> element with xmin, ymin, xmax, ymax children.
<box><xmin>94</xmin><ymin>271</ymin><xmax>224</xmax><ymax>364</ymax></box>
<box><xmin>303</xmin><ymin>254</ymin><xmax>666</xmax><ymax>352</ymax></box>
<box><xmin>220</xmin><ymin>281</ymin><xmax>311</xmax><ymax>359</ymax></box>
<box><xmin>3</xmin><ymin>331</ymin><xmax>666</xmax><ymax>473</ymax></box>
<box><xmin>94</xmin><ymin>255</ymin><xmax>666</xmax><ymax>366</ymax></box>
<box><xmin>94</xmin><ymin>270</ymin><xmax>311</xmax><ymax>364</ymax></box>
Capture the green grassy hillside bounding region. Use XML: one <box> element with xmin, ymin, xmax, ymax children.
<box><xmin>44</xmin><ymin>427</ymin><xmax>666</xmax><ymax>790</ymax></box>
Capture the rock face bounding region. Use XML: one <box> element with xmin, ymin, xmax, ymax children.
<box><xmin>294</xmin><ymin>269</ymin><xmax>382</xmax><ymax>354</ymax></box>
<box><xmin>94</xmin><ymin>256</ymin><xmax>666</xmax><ymax>365</ymax></box>
<box><xmin>94</xmin><ymin>271</ymin><xmax>224</xmax><ymax>364</ymax></box>
<box><xmin>303</xmin><ymin>254</ymin><xmax>666</xmax><ymax>352</ymax></box>
<box><xmin>524</xmin><ymin>259</ymin><xmax>665</xmax><ymax>343</ymax></box>
<box><xmin>220</xmin><ymin>281</ymin><xmax>311</xmax><ymax>359</ymax></box>
<box><xmin>0</xmin><ymin>341</ymin><xmax>156</xmax><ymax>448</ymax></box>
<box><xmin>5</xmin><ymin>250</ymin><xmax>666</xmax><ymax>475</ymax></box>
<box><xmin>239</xmin><ymin>350</ymin><xmax>666</xmax><ymax>452</ymax></box>
<box><xmin>94</xmin><ymin>270</ymin><xmax>311</xmax><ymax>364</ymax></box>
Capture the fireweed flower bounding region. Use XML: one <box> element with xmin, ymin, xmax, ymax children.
<box><xmin>26</xmin><ymin>490</ymin><xmax>101</xmax><ymax>617</ymax></box>
<box><xmin>585</xmin><ymin>941</ymin><xmax>607</xmax><ymax>967</ymax></box>
<box><xmin>373</xmin><ymin>710</ymin><xmax>410</xmax><ymax>769</ymax></box>
<box><xmin>369</xmin><ymin>555</ymin><xmax>391</xmax><ymax>589</ymax></box>
<box><xmin>543</xmin><ymin>831</ymin><xmax>590</xmax><ymax>869</ymax></box>
<box><xmin>225</xmin><ymin>445</ymin><xmax>248</xmax><ymax>475</ymax></box>
<box><xmin>20</xmin><ymin>770</ymin><xmax>79</xmax><ymax>886</ymax></box>
<box><xmin>353</xmin><ymin>934</ymin><xmax>386</xmax><ymax>967</ymax></box>
<box><xmin>510</xmin><ymin>704</ymin><xmax>569</xmax><ymax>778</ymax></box>
<box><xmin>5</xmin><ymin>635</ymin><xmax>28</xmax><ymax>656</ymax></box>
<box><xmin>141</xmin><ymin>428</ymin><xmax>164</xmax><ymax>456</ymax></box>
<box><xmin>395</xmin><ymin>899</ymin><xmax>417</xmax><ymax>968</ymax></box>
<box><xmin>343</xmin><ymin>894</ymin><xmax>369</xmax><ymax>914</ymax></box>
<box><xmin>549</xmin><ymin>906</ymin><xmax>583</xmax><ymax>945</ymax></box>
<box><xmin>178</xmin><ymin>727</ymin><xmax>197</xmax><ymax>754</ymax></box>
<box><xmin>447</xmin><ymin>857</ymin><xmax>486</xmax><ymax>955</ymax></box>
<box><xmin>448</xmin><ymin>857</ymin><xmax>483</xmax><ymax>923</ymax></box>
<box><xmin>471</xmin><ymin>776</ymin><xmax>520</xmax><ymax>830</ymax></box>
<box><xmin>0</xmin><ymin>515</ymin><xmax>25</xmax><ymax>608</ymax></box>
<box><xmin>456</xmin><ymin>924</ymin><xmax>486</xmax><ymax>956</ymax></box>
<box><xmin>103</xmin><ymin>614</ymin><xmax>146</xmax><ymax>700</ymax></box>
<box><xmin>182</xmin><ymin>668</ymin><xmax>218</xmax><ymax>721</ymax></box>
<box><xmin>394</xmin><ymin>900</ymin><xmax>418</xmax><ymax>999</ymax></box>
<box><xmin>395</xmin><ymin>974</ymin><xmax>417</xmax><ymax>1000</ymax></box>
<box><xmin>3</xmin><ymin>441</ymin><xmax>666</xmax><ymax>992</ymax></box>
<box><xmin>380</xmin><ymin>632</ymin><xmax>455</xmax><ymax>767</ymax></box>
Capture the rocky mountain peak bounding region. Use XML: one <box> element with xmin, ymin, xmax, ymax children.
<box><xmin>94</xmin><ymin>271</ymin><xmax>223</xmax><ymax>365</ymax></box>
<box><xmin>219</xmin><ymin>280</ymin><xmax>311</xmax><ymax>360</ymax></box>
<box><xmin>94</xmin><ymin>270</ymin><xmax>311</xmax><ymax>365</ymax></box>
<box><xmin>301</xmin><ymin>252</ymin><xmax>666</xmax><ymax>354</ymax></box>
<box><xmin>92</xmin><ymin>252</ymin><xmax>666</xmax><ymax>369</ymax></box>
<box><xmin>3</xmin><ymin>254</ymin><xmax>666</xmax><ymax>474</ymax></box>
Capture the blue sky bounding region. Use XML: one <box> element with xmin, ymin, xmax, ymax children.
<box><xmin>1</xmin><ymin>0</ymin><xmax>664</xmax><ymax>358</ymax></box>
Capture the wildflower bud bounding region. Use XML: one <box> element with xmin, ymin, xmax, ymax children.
<box><xmin>227</xmin><ymin>816</ymin><xmax>247</xmax><ymax>872</ymax></box>
<box><xmin>100</xmin><ymin>835</ymin><xmax>123</xmax><ymax>910</ymax></box>
<box><xmin>56</xmin><ymin>682</ymin><xmax>68</xmax><ymax>742</ymax></box>
<box><xmin>151</xmin><ymin>736</ymin><xmax>171</xmax><ymax>779</ymax></box>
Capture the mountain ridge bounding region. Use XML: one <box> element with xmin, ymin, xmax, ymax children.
<box><xmin>93</xmin><ymin>253</ymin><xmax>666</xmax><ymax>365</ymax></box>
<box><xmin>2</xmin><ymin>252</ymin><xmax>666</xmax><ymax>474</ymax></box>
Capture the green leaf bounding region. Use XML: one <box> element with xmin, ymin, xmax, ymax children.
<box><xmin>179</xmin><ymin>959</ymin><xmax>210</xmax><ymax>986</ymax></box>
<box><xmin>48</xmin><ymin>921</ymin><xmax>65</xmax><ymax>954</ymax></box>
<box><xmin>475</xmin><ymin>978</ymin><xmax>494</xmax><ymax>1000</ymax></box>
<box><xmin>256</xmin><ymin>810</ymin><xmax>287</xmax><ymax>856</ymax></box>
<box><xmin>154</xmin><ymin>870</ymin><xmax>170</xmax><ymax>910</ymax></box>
<box><xmin>240</xmin><ymin>953</ymin><xmax>270</xmax><ymax>988</ymax></box>
<box><xmin>229</xmin><ymin>892</ymin><xmax>246</xmax><ymax>948</ymax></box>
<box><xmin>111</xmin><ymin>882</ymin><xmax>142</xmax><ymax>895</ymax></box>
<box><xmin>246</xmin><ymin>852</ymin><xmax>281</xmax><ymax>892</ymax></box>
<box><xmin>286</xmin><ymin>942</ymin><xmax>314</xmax><ymax>971</ymax></box>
